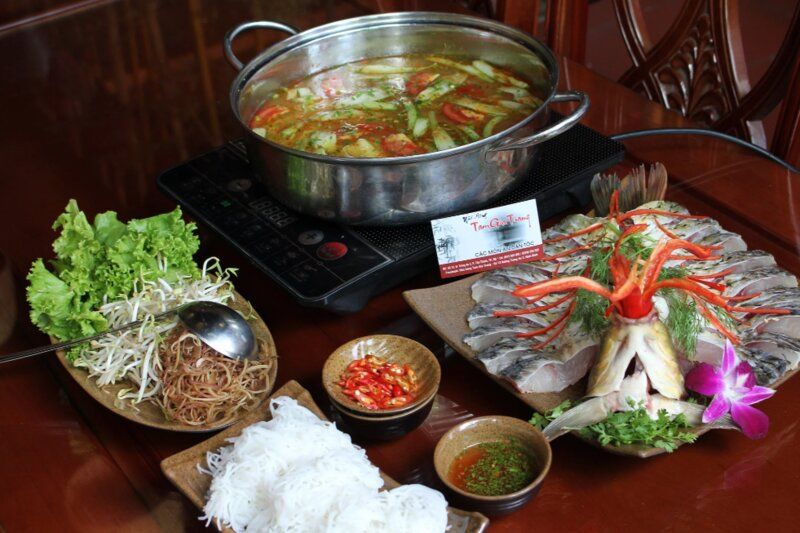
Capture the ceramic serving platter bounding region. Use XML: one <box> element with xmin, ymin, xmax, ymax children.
<box><xmin>53</xmin><ymin>291</ymin><xmax>278</xmax><ymax>433</ymax></box>
<box><xmin>160</xmin><ymin>380</ymin><xmax>489</xmax><ymax>533</ymax></box>
<box><xmin>403</xmin><ymin>276</ymin><xmax>800</xmax><ymax>458</ymax></box>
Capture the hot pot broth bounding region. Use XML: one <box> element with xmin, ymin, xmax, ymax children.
<box><xmin>247</xmin><ymin>54</ymin><xmax>545</xmax><ymax>157</ymax></box>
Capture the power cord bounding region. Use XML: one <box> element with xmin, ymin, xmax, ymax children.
<box><xmin>609</xmin><ymin>128</ymin><xmax>800</xmax><ymax>174</ymax></box>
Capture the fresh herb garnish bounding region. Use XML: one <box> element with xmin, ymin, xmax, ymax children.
<box><xmin>658</xmin><ymin>266</ymin><xmax>688</xmax><ymax>280</ymax></box>
<box><xmin>570</xmin><ymin>289</ymin><xmax>611</xmax><ymax>338</ymax></box>
<box><xmin>453</xmin><ymin>439</ymin><xmax>537</xmax><ymax>496</ymax></box>
<box><xmin>663</xmin><ymin>289</ymin><xmax>703</xmax><ymax>356</ymax></box>
<box><xmin>530</xmin><ymin>399</ymin><xmax>698</xmax><ymax>452</ymax></box>
<box><xmin>584</xmin><ymin>402</ymin><xmax>698</xmax><ymax>452</ymax></box>
<box><xmin>529</xmin><ymin>399</ymin><xmax>574</xmax><ymax>428</ymax></box>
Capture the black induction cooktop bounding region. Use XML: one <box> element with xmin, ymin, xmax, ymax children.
<box><xmin>157</xmin><ymin>123</ymin><xmax>624</xmax><ymax>313</ymax></box>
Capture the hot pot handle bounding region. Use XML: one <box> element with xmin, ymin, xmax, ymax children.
<box><xmin>224</xmin><ymin>21</ymin><xmax>300</xmax><ymax>70</ymax></box>
<box><xmin>486</xmin><ymin>91</ymin><xmax>590</xmax><ymax>153</ymax></box>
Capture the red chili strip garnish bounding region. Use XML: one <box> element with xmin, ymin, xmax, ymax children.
<box><xmin>530</xmin><ymin>312</ymin><xmax>572</xmax><ymax>350</ymax></box>
<box><xmin>688</xmin><ymin>267</ymin><xmax>735</xmax><ymax>280</ymax></box>
<box><xmin>516</xmin><ymin>300</ymin><xmax>576</xmax><ymax>338</ymax></box>
<box><xmin>543</xmin><ymin>222</ymin><xmax>605</xmax><ymax>244</ymax></box>
<box><xmin>690</xmin><ymin>294</ymin><xmax>740</xmax><ymax>345</ymax></box>
<box><xmin>617</xmin><ymin>209</ymin><xmax>708</xmax><ymax>222</ymax></box>
<box><xmin>493</xmin><ymin>290</ymin><xmax>576</xmax><ymax>317</ymax></box>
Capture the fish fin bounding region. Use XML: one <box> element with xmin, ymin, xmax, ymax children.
<box><xmin>542</xmin><ymin>397</ymin><xmax>610</xmax><ymax>441</ymax></box>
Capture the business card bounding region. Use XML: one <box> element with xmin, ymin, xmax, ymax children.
<box><xmin>430</xmin><ymin>199</ymin><xmax>544</xmax><ymax>278</ymax></box>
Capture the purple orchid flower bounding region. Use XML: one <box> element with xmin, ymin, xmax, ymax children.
<box><xmin>685</xmin><ymin>340</ymin><xmax>775</xmax><ymax>439</ymax></box>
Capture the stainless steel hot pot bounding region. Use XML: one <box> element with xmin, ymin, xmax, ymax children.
<box><xmin>224</xmin><ymin>12</ymin><xmax>589</xmax><ymax>226</ymax></box>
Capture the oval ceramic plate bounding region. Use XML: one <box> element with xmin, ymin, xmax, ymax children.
<box><xmin>53</xmin><ymin>291</ymin><xmax>278</xmax><ymax>432</ymax></box>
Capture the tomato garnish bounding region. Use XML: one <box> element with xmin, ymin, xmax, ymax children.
<box><xmin>356</xmin><ymin>122</ymin><xmax>391</xmax><ymax>134</ymax></box>
<box><xmin>442</xmin><ymin>102</ymin><xmax>484</xmax><ymax>124</ymax></box>
<box><xmin>382</xmin><ymin>133</ymin><xmax>420</xmax><ymax>156</ymax></box>
<box><xmin>455</xmin><ymin>83</ymin><xmax>485</xmax><ymax>98</ymax></box>
<box><xmin>406</xmin><ymin>71</ymin><xmax>439</xmax><ymax>96</ymax></box>
<box><xmin>338</xmin><ymin>354</ymin><xmax>419</xmax><ymax>409</ymax></box>
<box><xmin>321</xmin><ymin>76</ymin><xmax>343</xmax><ymax>97</ymax></box>
<box><xmin>249</xmin><ymin>104</ymin><xmax>288</xmax><ymax>128</ymax></box>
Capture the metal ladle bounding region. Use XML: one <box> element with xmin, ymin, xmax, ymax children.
<box><xmin>0</xmin><ymin>301</ymin><xmax>258</xmax><ymax>365</ymax></box>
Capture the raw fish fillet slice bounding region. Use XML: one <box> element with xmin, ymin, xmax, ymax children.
<box><xmin>629</xmin><ymin>201</ymin><xmax>691</xmax><ymax>230</ymax></box>
<box><xmin>498</xmin><ymin>339</ymin><xmax>597</xmax><ymax>394</ymax></box>
<box><xmin>684</xmin><ymin>250</ymin><xmax>776</xmax><ymax>276</ymax></box>
<box><xmin>491</xmin><ymin>264</ymin><xmax>551</xmax><ymax>284</ymax></box>
<box><xmin>739</xmin><ymin>346</ymin><xmax>791</xmax><ymax>386</ymax></box>
<box><xmin>471</xmin><ymin>273</ymin><xmax>527</xmax><ymax>305</ymax></box>
<box><xmin>463</xmin><ymin>320</ymin><xmax>535</xmax><ymax>351</ymax></box>
<box><xmin>466</xmin><ymin>301</ymin><xmax>564</xmax><ymax>329</ymax></box>
<box><xmin>643</xmin><ymin>217</ymin><xmax>722</xmax><ymax>243</ymax></box>
<box><xmin>723</xmin><ymin>266</ymin><xmax>798</xmax><ymax>296</ymax></box>
<box><xmin>746</xmin><ymin>312</ymin><xmax>800</xmax><ymax>338</ymax></box>
<box><xmin>525</xmin><ymin>255</ymin><xmax>589</xmax><ymax>274</ymax></box>
<box><xmin>636</xmin><ymin>200</ymin><xmax>691</xmax><ymax>214</ymax></box>
<box><xmin>511</xmin><ymin>344</ymin><xmax>596</xmax><ymax>393</ymax></box>
<box><xmin>740</xmin><ymin>286</ymin><xmax>800</xmax><ymax>308</ymax></box>
<box><xmin>691</xmin><ymin>329</ymin><xmax>728</xmax><ymax>365</ymax></box>
<box><xmin>542</xmin><ymin>214</ymin><xmax>603</xmax><ymax>240</ymax></box>
<box><xmin>696</xmin><ymin>230</ymin><xmax>747</xmax><ymax>253</ymax></box>
<box><xmin>538</xmin><ymin>238</ymin><xmax>595</xmax><ymax>261</ymax></box>
<box><xmin>476</xmin><ymin>337</ymin><xmax>542</xmax><ymax>374</ymax></box>
<box><xmin>743</xmin><ymin>331</ymin><xmax>800</xmax><ymax>371</ymax></box>
<box><xmin>667</xmin><ymin>218</ymin><xmax>724</xmax><ymax>242</ymax></box>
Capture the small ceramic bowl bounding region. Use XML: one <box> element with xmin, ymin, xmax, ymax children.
<box><xmin>330</xmin><ymin>389</ymin><xmax>436</xmax><ymax>441</ymax></box>
<box><xmin>323</xmin><ymin>334</ymin><xmax>441</xmax><ymax>417</ymax></box>
<box><xmin>434</xmin><ymin>416</ymin><xmax>552</xmax><ymax>516</ymax></box>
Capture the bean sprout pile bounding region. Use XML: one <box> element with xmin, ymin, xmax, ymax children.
<box><xmin>158</xmin><ymin>327</ymin><xmax>272</xmax><ymax>426</ymax></box>
<box><xmin>71</xmin><ymin>258</ymin><xmax>273</xmax><ymax>425</ymax></box>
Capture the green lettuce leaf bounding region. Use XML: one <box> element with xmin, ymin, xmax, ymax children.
<box><xmin>27</xmin><ymin>200</ymin><xmax>201</xmax><ymax>342</ymax></box>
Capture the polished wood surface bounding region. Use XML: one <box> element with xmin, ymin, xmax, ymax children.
<box><xmin>1</xmin><ymin>1</ymin><xmax>799</xmax><ymax>532</ymax></box>
<box><xmin>498</xmin><ymin>0</ymin><xmax>800</xmax><ymax>166</ymax></box>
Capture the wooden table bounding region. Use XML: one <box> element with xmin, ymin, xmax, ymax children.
<box><xmin>1</xmin><ymin>1</ymin><xmax>799</xmax><ymax>532</ymax></box>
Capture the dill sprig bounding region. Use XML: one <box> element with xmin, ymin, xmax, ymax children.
<box><xmin>658</xmin><ymin>266</ymin><xmax>688</xmax><ymax>280</ymax></box>
<box><xmin>570</xmin><ymin>289</ymin><xmax>611</xmax><ymax>338</ymax></box>
<box><xmin>662</xmin><ymin>289</ymin><xmax>703</xmax><ymax>357</ymax></box>
<box><xmin>530</xmin><ymin>399</ymin><xmax>698</xmax><ymax>452</ymax></box>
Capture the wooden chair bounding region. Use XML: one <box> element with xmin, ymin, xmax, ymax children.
<box><xmin>495</xmin><ymin>0</ymin><xmax>800</xmax><ymax>168</ymax></box>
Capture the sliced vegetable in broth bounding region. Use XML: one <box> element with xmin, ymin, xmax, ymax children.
<box><xmin>247</xmin><ymin>54</ymin><xmax>546</xmax><ymax>158</ymax></box>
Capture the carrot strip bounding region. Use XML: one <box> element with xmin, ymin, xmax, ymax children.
<box><xmin>688</xmin><ymin>267</ymin><xmax>735</xmax><ymax>280</ymax></box>
<box><xmin>610</xmin><ymin>190</ymin><xmax>619</xmax><ymax>216</ymax></box>
<box><xmin>530</xmin><ymin>314</ymin><xmax>572</xmax><ymax>350</ymax></box>
<box><xmin>654</xmin><ymin>218</ymin><xmax>679</xmax><ymax>240</ymax></box>
<box><xmin>613</xmin><ymin>224</ymin><xmax>647</xmax><ymax>257</ymax></box>
<box><xmin>493</xmin><ymin>291</ymin><xmax>576</xmax><ymax>317</ymax></box>
<box><xmin>667</xmin><ymin>254</ymin><xmax>722</xmax><ymax>262</ymax></box>
<box><xmin>639</xmin><ymin>238</ymin><xmax>715</xmax><ymax>291</ymax></box>
<box><xmin>618</xmin><ymin>209</ymin><xmax>708</xmax><ymax>222</ymax></box>
<box><xmin>689</xmin><ymin>278</ymin><xmax>726</xmax><ymax>292</ymax></box>
<box><xmin>516</xmin><ymin>300</ymin><xmax>576</xmax><ymax>338</ymax></box>
<box><xmin>609</xmin><ymin>261</ymin><xmax>641</xmax><ymax>302</ymax></box>
<box><xmin>537</xmin><ymin>244</ymin><xmax>592</xmax><ymax>261</ymax></box>
<box><xmin>643</xmin><ymin>278</ymin><xmax>729</xmax><ymax>307</ymax></box>
<box><xmin>727</xmin><ymin>292</ymin><xmax>759</xmax><ymax>302</ymax></box>
<box><xmin>690</xmin><ymin>295</ymin><xmax>739</xmax><ymax>345</ymax></box>
<box><xmin>513</xmin><ymin>276</ymin><xmax>612</xmax><ymax>300</ymax></box>
<box><xmin>727</xmin><ymin>305</ymin><xmax>791</xmax><ymax>315</ymax></box>
<box><xmin>543</xmin><ymin>222</ymin><xmax>605</xmax><ymax>244</ymax></box>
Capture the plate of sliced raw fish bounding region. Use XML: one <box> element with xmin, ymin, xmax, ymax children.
<box><xmin>405</xmin><ymin>199</ymin><xmax>800</xmax><ymax>457</ymax></box>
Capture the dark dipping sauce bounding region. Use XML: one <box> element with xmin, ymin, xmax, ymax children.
<box><xmin>448</xmin><ymin>439</ymin><xmax>537</xmax><ymax>496</ymax></box>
